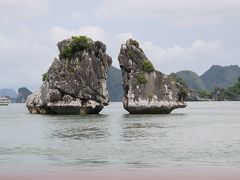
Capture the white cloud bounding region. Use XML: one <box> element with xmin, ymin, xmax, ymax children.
<box><xmin>0</xmin><ymin>0</ymin><xmax>49</xmax><ymax>23</ymax></box>
<box><xmin>70</xmin><ymin>12</ymin><xmax>89</xmax><ymax>23</ymax></box>
<box><xmin>49</xmin><ymin>26</ymin><xmax>134</xmax><ymax>67</ymax></box>
<box><xmin>2</xmin><ymin>24</ymin><xmax>238</xmax><ymax>89</ymax></box>
<box><xmin>142</xmin><ymin>39</ymin><xmax>224</xmax><ymax>62</ymax></box>
<box><xmin>141</xmin><ymin>39</ymin><xmax>240</xmax><ymax>74</ymax></box>
<box><xmin>50</xmin><ymin>26</ymin><xmax>108</xmax><ymax>43</ymax></box>
<box><xmin>115</xmin><ymin>33</ymin><xmax>134</xmax><ymax>44</ymax></box>
<box><xmin>96</xmin><ymin>0</ymin><xmax>240</xmax><ymax>26</ymax></box>
<box><xmin>0</xmin><ymin>1</ymin><xmax>239</xmax><ymax>91</ymax></box>
<box><xmin>0</xmin><ymin>35</ymin><xmax>14</xmax><ymax>50</ymax></box>
<box><xmin>49</xmin><ymin>25</ymin><xmax>240</xmax><ymax>75</ymax></box>
<box><xmin>0</xmin><ymin>27</ymin><xmax>55</xmax><ymax>90</ymax></box>
<box><xmin>110</xmin><ymin>32</ymin><xmax>134</xmax><ymax>67</ymax></box>
<box><xmin>50</xmin><ymin>25</ymin><xmax>134</xmax><ymax>47</ymax></box>
<box><xmin>0</xmin><ymin>0</ymin><xmax>49</xmax><ymax>9</ymax></box>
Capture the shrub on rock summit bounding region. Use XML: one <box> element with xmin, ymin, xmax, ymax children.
<box><xmin>59</xmin><ymin>36</ymin><xmax>93</xmax><ymax>59</ymax></box>
<box><xmin>128</xmin><ymin>39</ymin><xmax>139</xmax><ymax>49</ymax></box>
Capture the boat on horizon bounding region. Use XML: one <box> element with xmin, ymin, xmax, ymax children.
<box><xmin>0</xmin><ymin>96</ymin><xmax>11</xmax><ymax>106</ymax></box>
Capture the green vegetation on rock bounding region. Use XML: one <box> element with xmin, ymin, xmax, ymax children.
<box><xmin>60</xmin><ymin>46</ymin><xmax>71</xmax><ymax>59</ymax></box>
<box><xmin>175</xmin><ymin>77</ymin><xmax>188</xmax><ymax>89</ymax></box>
<box><xmin>141</xmin><ymin>59</ymin><xmax>154</xmax><ymax>73</ymax></box>
<box><xmin>171</xmin><ymin>73</ymin><xmax>188</xmax><ymax>89</ymax></box>
<box><xmin>127</xmin><ymin>49</ymin><xmax>136</xmax><ymax>58</ymax></box>
<box><xmin>59</xmin><ymin>36</ymin><xmax>93</xmax><ymax>59</ymax></box>
<box><xmin>128</xmin><ymin>39</ymin><xmax>140</xmax><ymax>49</ymax></box>
<box><xmin>42</xmin><ymin>73</ymin><xmax>48</xmax><ymax>82</ymax></box>
<box><xmin>193</xmin><ymin>77</ymin><xmax>240</xmax><ymax>100</ymax></box>
<box><xmin>128</xmin><ymin>39</ymin><xmax>144</xmax><ymax>52</ymax></box>
<box><xmin>173</xmin><ymin>66</ymin><xmax>240</xmax><ymax>101</ymax></box>
<box><xmin>175</xmin><ymin>66</ymin><xmax>240</xmax><ymax>92</ymax></box>
<box><xmin>219</xmin><ymin>78</ymin><xmax>240</xmax><ymax>100</ymax></box>
<box><xmin>179</xmin><ymin>86</ymin><xmax>188</xmax><ymax>99</ymax></box>
<box><xmin>170</xmin><ymin>73</ymin><xmax>189</xmax><ymax>99</ymax></box>
<box><xmin>137</xmin><ymin>74</ymin><xmax>147</xmax><ymax>84</ymax></box>
<box><xmin>197</xmin><ymin>90</ymin><xmax>212</xmax><ymax>99</ymax></box>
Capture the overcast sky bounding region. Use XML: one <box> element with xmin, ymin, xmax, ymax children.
<box><xmin>1</xmin><ymin>0</ymin><xmax>240</xmax><ymax>91</ymax></box>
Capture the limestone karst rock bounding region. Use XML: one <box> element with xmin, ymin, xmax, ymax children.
<box><xmin>26</xmin><ymin>36</ymin><xmax>112</xmax><ymax>114</ymax></box>
<box><xmin>118</xmin><ymin>39</ymin><xmax>186</xmax><ymax>114</ymax></box>
<box><xmin>16</xmin><ymin>87</ymin><xmax>32</xmax><ymax>103</ymax></box>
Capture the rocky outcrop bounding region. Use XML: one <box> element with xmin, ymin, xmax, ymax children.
<box><xmin>26</xmin><ymin>36</ymin><xmax>112</xmax><ymax>114</ymax></box>
<box><xmin>118</xmin><ymin>39</ymin><xmax>186</xmax><ymax>114</ymax></box>
<box><xmin>16</xmin><ymin>87</ymin><xmax>32</xmax><ymax>103</ymax></box>
<box><xmin>185</xmin><ymin>90</ymin><xmax>200</xmax><ymax>101</ymax></box>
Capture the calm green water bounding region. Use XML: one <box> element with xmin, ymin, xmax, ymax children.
<box><xmin>0</xmin><ymin>102</ymin><xmax>240</xmax><ymax>170</ymax></box>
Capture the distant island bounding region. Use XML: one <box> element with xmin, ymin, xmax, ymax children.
<box><xmin>16</xmin><ymin>87</ymin><xmax>32</xmax><ymax>103</ymax></box>
<box><xmin>173</xmin><ymin>65</ymin><xmax>240</xmax><ymax>101</ymax></box>
<box><xmin>108</xmin><ymin>64</ymin><xmax>240</xmax><ymax>101</ymax></box>
<box><xmin>1</xmin><ymin>65</ymin><xmax>240</xmax><ymax>102</ymax></box>
<box><xmin>0</xmin><ymin>87</ymin><xmax>32</xmax><ymax>103</ymax></box>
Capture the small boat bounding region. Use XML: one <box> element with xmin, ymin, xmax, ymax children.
<box><xmin>0</xmin><ymin>96</ymin><xmax>10</xmax><ymax>106</ymax></box>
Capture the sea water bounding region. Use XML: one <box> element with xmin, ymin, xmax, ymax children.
<box><xmin>0</xmin><ymin>102</ymin><xmax>240</xmax><ymax>171</ymax></box>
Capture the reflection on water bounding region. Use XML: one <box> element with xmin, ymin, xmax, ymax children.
<box><xmin>1</xmin><ymin>102</ymin><xmax>240</xmax><ymax>169</ymax></box>
<box><xmin>122</xmin><ymin>129</ymin><xmax>150</xmax><ymax>141</ymax></box>
<box><xmin>54</xmin><ymin>127</ymin><xmax>109</xmax><ymax>140</ymax></box>
<box><xmin>121</xmin><ymin>114</ymin><xmax>178</xmax><ymax>141</ymax></box>
<box><xmin>121</xmin><ymin>121</ymin><xmax>166</xmax><ymax>141</ymax></box>
<box><xmin>123</xmin><ymin>122</ymin><xmax>172</xmax><ymax>129</ymax></box>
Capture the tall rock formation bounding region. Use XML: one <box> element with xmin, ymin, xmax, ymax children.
<box><xmin>16</xmin><ymin>87</ymin><xmax>32</xmax><ymax>103</ymax></box>
<box><xmin>118</xmin><ymin>39</ymin><xmax>186</xmax><ymax>114</ymax></box>
<box><xmin>26</xmin><ymin>36</ymin><xmax>112</xmax><ymax>114</ymax></box>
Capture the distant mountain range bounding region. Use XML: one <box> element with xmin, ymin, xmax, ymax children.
<box><xmin>175</xmin><ymin>70</ymin><xmax>207</xmax><ymax>91</ymax></box>
<box><xmin>107</xmin><ymin>66</ymin><xmax>123</xmax><ymax>102</ymax></box>
<box><xmin>201</xmin><ymin>65</ymin><xmax>240</xmax><ymax>91</ymax></box>
<box><xmin>1</xmin><ymin>65</ymin><xmax>240</xmax><ymax>102</ymax></box>
<box><xmin>0</xmin><ymin>87</ymin><xmax>32</xmax><ymax>103</ymax></box>
<box><xmin>0</xmin><ymin>89</ymin><xmax>17</xmax><ymax>98</ymax></box>
<box><xmin>175</xmin><ymin>65</ymin><xmax>240</xmax><ymax>92</ymax></box>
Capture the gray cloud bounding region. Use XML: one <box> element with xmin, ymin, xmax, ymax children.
<box><xmin>0</xmin><ymin>0</ymin><xmax>240</xmax><ymax>91</ymax></box>
<box><xmin>96</xmin><ymin>0</ymin><xmax>240</xmax><ymax>26</ymax></box>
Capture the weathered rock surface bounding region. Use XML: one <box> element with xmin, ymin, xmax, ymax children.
<box><xmin>184</xmin><ymin>90</ymin><xmax>200</xmax><ymax>101</ymax></box>
<box><xmin>26</xmin><ymin>36</ymin><xmax>112</xmax><ymax>114</ymax></box>
<box><xmin>16</xmin><ymin>87</ymin><xmax>32</xmax><ymax>103</ymax></box>
<box><xmin>118</xmin><ymin>39</ymin><xmax>186</xmax><ymax>114</ymax></box>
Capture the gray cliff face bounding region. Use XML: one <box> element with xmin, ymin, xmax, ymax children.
<box><xmin>118</xmin><ymin>39</ymin><xmax>186</xmax><ymax>114</ymax></box>
<box><xmin>26</xmin><ymin>36</ymin><xmax>112</xmax><ymax>114</ymax></box>
<box><xmin>16</xmin><ymin>87</ymin><xmax>32</xmax><ymax>103</ymax></box>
